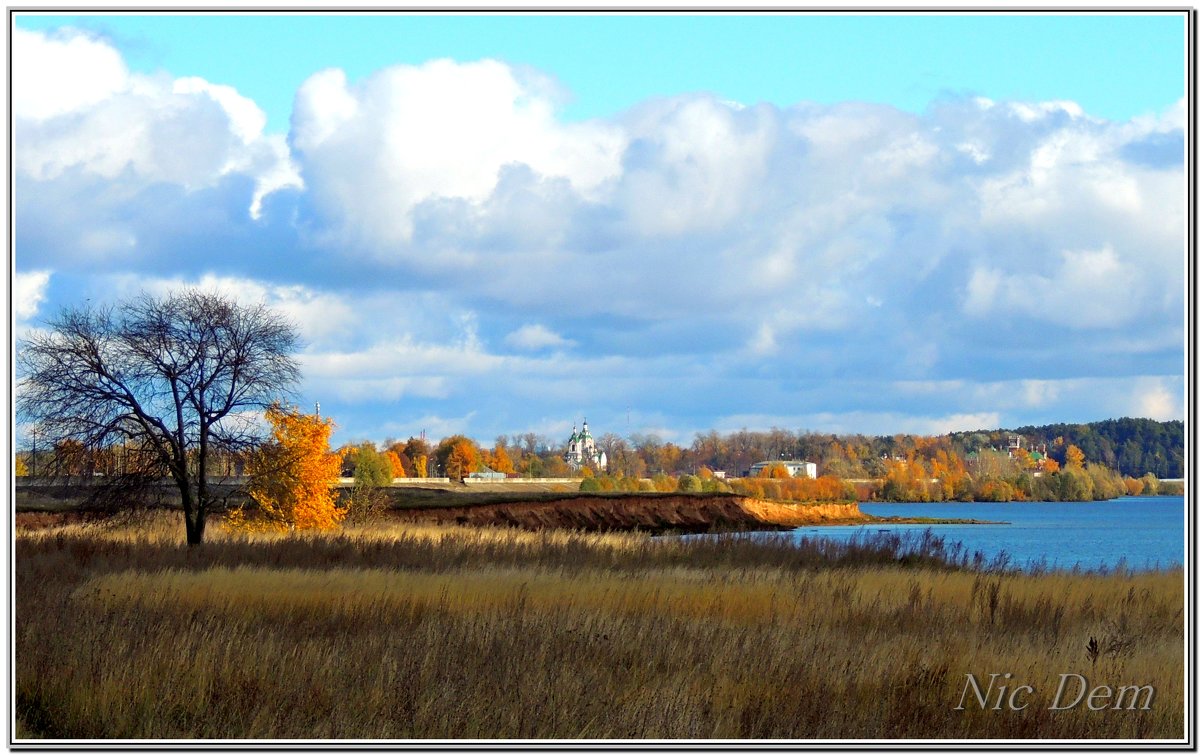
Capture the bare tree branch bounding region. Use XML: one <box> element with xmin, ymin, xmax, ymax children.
<box><xmin>17</xmin><ymin>289</ymin><xmax>300</xmax><ymax>545</ymax></box>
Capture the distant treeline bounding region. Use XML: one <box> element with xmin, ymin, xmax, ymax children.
<box><xmin>274</xmin><ymin>417</ymin><xmax>1189</xmax><ymax>484</ymax></box>
<box><xmin>18</xmin><ymin>416</ymin><xmax>1183</xmax><ymax>492</ymax></box>
<box><xmin>1002</xmin><ymin>418</ymin><xmax>1184</xmax><ymax>479</ymax></box>
<box><xmin>558</xmin><ymin>417</ymin><xmax>1183</xmax><ymax>482</ymax></box>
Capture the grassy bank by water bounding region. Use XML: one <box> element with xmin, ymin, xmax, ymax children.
<box><xmin>16</xmin><ymin>514</ymin><xmax>1183</xmax><ymax>740</ymax></box>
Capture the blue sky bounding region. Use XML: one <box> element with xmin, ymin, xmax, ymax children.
<box><xmin>12</xmin><ymin>11</ymin><xmax>1188</xmax><ymax>449</ymax></box>
<box><xmin>15</xmin><ymin>13</ymin><xmax>1184</xmax><ymax>130</ymax></box>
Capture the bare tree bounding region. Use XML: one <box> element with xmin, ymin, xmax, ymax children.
<box><xmin>17</xmin><ymin>290</ymin><xmax>300</xmax><ymax>545</ymax></box>
<box><xmin>517</xmin><ymin>432</ymin><xmax>540</xmax><ymax>455</ymax></box>
<box><xmin>596</xmin><ymin>432</ymin><xmax>625</xmax><ymax>461</ymax></box>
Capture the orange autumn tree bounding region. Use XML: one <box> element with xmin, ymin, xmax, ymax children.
<box><xmin>232</xmin><ymin>403</ymin><xmax>345</xmax><ymax>531</ymax></box>
<box><xmin>385</xmin><ymin>450</ymin><xmax>407</xmax><ymax>479</ymax></box>
<box><xmin>490</xmin><ymin>445</ymin><xmax>515</xmax><ymax>475</ymax></box>
<box><xmin>444</xmin><ymin>439</ymin><xmax>479</xmax><ymax>481</ymax></box>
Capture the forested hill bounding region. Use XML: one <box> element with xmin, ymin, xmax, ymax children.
<box><xmin>1005</xmin><ymin>418</ymin><xmax>1184</xmax><ymax>479</ymax></box>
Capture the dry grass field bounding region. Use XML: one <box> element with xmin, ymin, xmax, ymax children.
<box><xmin>15</xmin><ymin>513</ymin><xmax>1184</xmax><ymax>740</ymax></box>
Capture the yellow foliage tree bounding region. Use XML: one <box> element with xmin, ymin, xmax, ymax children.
<box><xmin>1065</xmin><ymin>445</ymin><xmax>1086</xmax><ymax>469</ymax></box>
<box><xmin>930</xmin><ymin>449</ymin><xmax>968</xmax><ymax>500</ymax></box>
<box><xmin>543</xmin><ymin>456</ymin><xmax>571</xmax><ymax>478</ymax></box>
<box><xmin>413</xmin><ymin>454</ymin><xmax>428</xmax><ymax>478</ymax></box>
<box><xmin>337</xmin><ymin>444</ymin><xmax>359</xmax><ymax>477</ymax></box>
<box><xmin>232</xmin><ymin>403</ymin><xmax>345</xmax><ymax>531</ymax></box>
<box><xmin>880</xmin><ymin>453</ymin><xmax>931</xmax><ymax>502</ymax></box>
<box><xmin>655</xmin><ymin>444</ymin><xmax>683</xmax><ymax>474</ymax></box>
<box><xmin>1123</xmin><ymin>476</ymin><xmax>1145</xmax><ymax>496</ymax></box>
<box><xmin>15</xmin><ymin>455</ymin><xmax>28</xmax><ymax>477</ymax></box>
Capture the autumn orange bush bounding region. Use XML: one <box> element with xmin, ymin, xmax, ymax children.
<box><xmin>385</xmin><ymin>450</ymin><xmax>407</xmax><ymax>479</ymax></box>
<box><xmin>228</xmin><ymin>403</ymin><xmax>344</xmax><ymax>532</ymax></box>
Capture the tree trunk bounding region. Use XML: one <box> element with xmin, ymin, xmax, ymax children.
<box><xmin>195</xmin><ymin>431</ymin><xmax>209</xmax><ymax>546</ymax></box>
<box><xmin>188</xmin><ymin>510</ymin><xmax>206</xmax><ymax>546</ymax></box>
<box><xmin>178</xmin><ymin>475</ymin><xmax>205</xmax><ymax>546</ymax></box>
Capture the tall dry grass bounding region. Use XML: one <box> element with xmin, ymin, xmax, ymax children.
<box><xmin>15</xmin><ymin>514</ymin><xmax>1184</xmax><ymax>740</ymax></box>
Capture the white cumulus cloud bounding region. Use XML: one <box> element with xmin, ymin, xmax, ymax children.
<box><xmin>14</xmin><ymin>269</ymin><xmax>51</xmax><ymax>321</ymax></box>
<box><xmin>14</xmin><ymin>28</ymin><xmax>300</xmax><ymax>220</ymax></box>
<box><xmin>1132</xmin><ymin>377</ymin><xmax>1181</xmax><ymax>421</ymax></box>
<box><xmin>505</xmin><ymin>324</ymin><xmax>574</xmax><ymax>351</ymax></box>
<box><xmin>964</xmin><ymin>245</ymin><xmax>1141</xmax><ymax>328</ymax></box>
<box><xmin>618</xmin><ymin>97</ymin><xmax>777</xmax><ymax>236</ymax></box>
<box><xmin>106</xmin><ymin>273</ymin><xmax>356</xmax><ymax>349</ymax></box>
<box><xmin>12</xmin><ymin>27</ymin><xmax>127</xmax><ymax>120</ymax></box>
<box><xmin>292</xmin><ymin>58</ymin><xmax>625</xmax><ymax>246</ymax></box>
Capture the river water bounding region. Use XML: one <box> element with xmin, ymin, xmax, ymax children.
<box><xmin>787</xmin><ymin>496</ymin><xmax>1186</xmax><ymax>572</ymax></box>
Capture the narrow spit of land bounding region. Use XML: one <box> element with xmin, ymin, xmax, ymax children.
<box><xmin>15</xmin><ymin>482</ymin><xmax>1006</xmax><ymax>534</ymax></box>
<box><xmin>372</xmin><ymin>485</ymin><xmax>1007</xmax><ymax>532</ymax></box>
<box><xmin>382</xmin><ymin>493</ymin><xmax>1007</xmax><ymax>532</ymax></box>
<box><xmin>866</xmin><ymin>514</ymin><xmax>1008</xmax><ymax>526</ymax></box>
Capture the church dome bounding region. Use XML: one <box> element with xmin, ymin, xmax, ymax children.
<box><xmin>563</xmin><ymin>418</ymin><xmax>606</xmax><ymax>471</ymax></box>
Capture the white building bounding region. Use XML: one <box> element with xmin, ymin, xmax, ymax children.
<box><xmin>563</xmin><ymin>420</ymin><xmax>607</xmax><ymax>470</ymax></box>
<box><xmin>747</xmin><ymin>460</ymin><xmax>818</xmax><ymax>479</ymax></box>
<box><xmin>467</xmin><ymin>467</ymin><xmax>507</xmax><ymax>480</ymax></box>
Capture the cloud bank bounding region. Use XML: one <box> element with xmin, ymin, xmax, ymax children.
<box><xmin>13</xmin><ymin>28</ymin><xmax>1186</xmax><ymax>443</ymax></box>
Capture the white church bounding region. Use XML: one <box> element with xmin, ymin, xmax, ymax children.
<box><xmin>563</xmin><ymin>420</ymin><xmax>607</xmax><ymax>470</ymax></box>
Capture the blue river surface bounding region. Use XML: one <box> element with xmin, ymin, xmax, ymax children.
<box><xmin>783</xmin><ymin>496</ymin><xmax>1187</xmax><ymax>572</ymax></box>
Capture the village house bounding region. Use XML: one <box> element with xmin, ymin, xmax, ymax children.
<box><xmin>746</xmin><ymin>460</ymin><xmax>818</xmax><ymax>479</ymax></box>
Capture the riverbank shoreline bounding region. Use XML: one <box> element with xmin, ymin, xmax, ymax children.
<box><xmin>865</xmin><ymin>515</ymin><xmax>1009</xmax><ymax>525</ymax></box>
